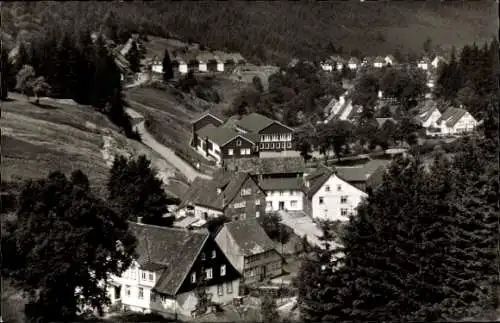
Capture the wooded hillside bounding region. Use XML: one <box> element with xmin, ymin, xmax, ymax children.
<box><xmin>1</xmin><ymin>1</ymin><xmax>495</xmax><ymax>64</ymax></box>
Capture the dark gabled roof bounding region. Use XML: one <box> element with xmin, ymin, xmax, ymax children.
<box><xmin>436</xmin><ymin>107</ymin><xmax>470</xmax><ymax>127</ymax></box>
<box><xmin>224</xmin><ymin>157</ymin><xmax>306</xmax><ymax>175</ymax></box>
<box><xmin>305</xmin><ymin>164</ymin><xmax>335</xmax><ymax>198</ymax></box>
<box><xmin>196</xmin><ymin>124</ymin><xmax>240</xmax><ymax>147</ymax></box>
<box><xmin>222</xmin><ymin>219</ymin><xmax>276</xmax><ymax>256</ymax></box>
<box><xmin>129</xmin><ymin>222</ymin><xmax>209</xmax><ymax>296</ymax></box>
<box><xmin>191</xmin><ymin>111</ymin><xmax>226</xmax><ymax>125</ymax></box>
<box><xmin>179</xmin><ymin>172</ymin><xmax>254</xmax><ymax>210</ymax></box>
<box><xmin>374</xmin><ymin>56</ymin><xmax>385</xmax><ymax>64</ymax></box>
<box><xmin>236</xmin><ymin>112</ymin><xmax>275</xmax><ymax>133</ymax></box>
<box><xmin>348</xmin><ymin>57</ymin><xmax>360</xmax><ymax>64</ymax></box>
<box><xmin>336</xmin><ymin>160</ymin><xmax>392</xmax><ymax>183</ymax></box>
<box><xmin>258</xmin><ymin>177</ymin><xmax>305</xmax><ymax>191</ymax></box>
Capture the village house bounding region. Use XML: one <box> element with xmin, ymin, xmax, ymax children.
<box><xmin>373</xmin><ymin>56</ymin><xmax>385</xmax><ymax>68</ymax></box>
<box><xmin>431</xmin><ymin>55</ymin><xmax>448</xmax><ymax>69</ymax></box>
<box><xmin>151</xmin><ymin>58</ymin><xmax>163</xmax><ymax>74</ymax></box>
<box><xmin>304</xmin><ymin>165</ymin><xmax>368</xmax><ymax>221</ymax></box>
<box><xmin>304</xmin><ymin>160</ymin><xmax>390</xmax><ymax>221</ymax></box>
<box><xmin>106</xmin><ymin>221</ymin><xmax>241</xmax><ymax>319</ymax></box>
<box><xmin>417</xmin><ymin>57</ymin><xmax>431</xmax><ymax>70</ymax></box>
<box><xmin>224</xmin><ymin>156</ymin><xmax>307</xmax><ymax>212</ymax></box>
<box><xmin>177</xmin><ymin>170</ymin><xmax>267</xmax><ymax>221</ymax></box>
<box><xmin>235</xmin><ymin>113</ymin><xmax>295</xmax><ymax>153</ymax></box>
<box><xmin>347</xmin><ymin>57</ymin><xmax>360</xmax><ymax>70</ymax></box>
<box><xmin>414</xmin><ymin>100</ymin><xmax>442</xmax><ymax>134</ymax></box>
<box><xmin>384</xmin><ymin>55</ymin><xmax>396</xmax><ymax>66</ymax></box>
<box><xmin>324</xmin><ymin>95</ymin><xmax>361</xmax><ymax>123</ymax></box>
<box><xmin>436</xmin><ymin>106</ymin><xmax>478</xmax><ymax>136</ymax></box>
<box><xmin>215</xmin><ymin>219</ymin><xmax>282</xmax><ymax>285</ymax></box>
<box><xmin>320</xmin><ymin>59</ymin><xmax>333</xmax><ymax>72</ymax></box>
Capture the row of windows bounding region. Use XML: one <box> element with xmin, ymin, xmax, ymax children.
<box><xmin>245</xmin><ymin>251</ymin><xmax>275</xmax><ymax>265</ymax></box>
<box><xmin>232</xmin><ymin>198</ymin><xmax>262</xmax><ymax>209</ymax></box>
<box><xmin>217</xmin><ymin>281</ymin><xmax>233</xmax><ymax>296</ymax></box>
<box><xmin>318</xmin><ymin>196</ymin><xmax>349</xmax><ymax>204</ymax></box>
<box><xmin>123</xmin><ymin>268</ymin><xmax>154</xmax><ymax>282</ymax></box>
<box><xmin>269</xmin><ymin>190</ymin><xmax>302</xmax><ymax>196</ymax></box>
<box><xmin>124</xmin><ymin>285</ymin><xmax>145</xmax><ymax>300</ymax></box>
<box><xmin>190</xmin><ymin>264</ymin><xmax>226</xmax><ymax>283</ymax></box>
<box><xmin>228</xmin><ymin>148</ymin><xmax>251</xmax><ymax>155</ymax></box>
<box><xmin>259</xmin><ymin>142</ymin><xmax>292</xmax><ymax>149</ymax></box>
<box><xmin>260</xmin><ymin>134</ymin><xmax>292</xmax><ymax>142</ymax></box>
<box><xmin>325</xmin><ymin>184</ymin><xmax>342</xmax><ymax>192</ymax></box>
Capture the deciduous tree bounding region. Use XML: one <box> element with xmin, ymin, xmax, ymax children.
<box><xmin>108</xmin><ymin>155</ymin><xmax>172</xmax><ymax>226</ymax></box>
<box><xmin>2</xmin><ymin>171</ymin><xmax>137</xmax><ymax>322</ymax></box>
<box><xmin>32</xmin><ymin>76</ymin><xmax>51</xmax><ymax>104</ymax></box>
<box><xmin>15</xmin><ymin>64</ymin><xmax>35</xmax><ymax>99</ymax></box>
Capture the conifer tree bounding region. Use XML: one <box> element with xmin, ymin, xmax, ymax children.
<box><xmin>162</xmin><ymin>48</ymin><xmax>174</xmax><ymax>81</ymax></box>
<box><xmin>125</xmin><ymin>40</ymin><xmax>141</xmax><ymax>73</ymax></box>
<box><xmin>1</xmin><ymin>47</ymin><xmax>13</xmax><ymax>100</ymax></box>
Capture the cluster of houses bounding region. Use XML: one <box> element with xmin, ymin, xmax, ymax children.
<box><xmin>191</xmin><ymin>112</ymin><xmax>295</xmax><ymax>166</ymax></box>
<box><xmin>105</xmin><ymin>148</ymin><xmax>391</xmax><ymax>318</ymax></box>
<box><xmin>149</xmin><ymin>50</ymin><xmax>246</xmax><ymax>75</ymax></box>
<box><xmin>415</xmin><ymin>100</ymin><xmax>479</xmax><ymax>136</ymax></box>
<box><xmin>320</xmin><ymin>54</ymin><xmax>448</xmax><ymax>72</ymax></box>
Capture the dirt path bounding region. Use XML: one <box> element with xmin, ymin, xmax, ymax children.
<box><xmin>126</xmin><ymin>108</ymin><xmax>211</xmax><ymax>182</ymax></box>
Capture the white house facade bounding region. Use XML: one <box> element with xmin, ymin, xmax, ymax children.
<box><xmin>305</xmin><ymin>172</ymin><xmax>367</xmax><ymax>222</ymax></box>
<box><xmin>217</xmin><ymin>62</ymin><xmax>224</xmax><ymax>72</ymax></box>
<box><xmin>152</xmin><ymin>64</ymin><xmax>163</xmax><ymax>74</ymax></box>
<box><xmin>264</xmin><ymin>189</ymin><xmax>304</xmax><ymax>212</ymax></box>
<box><xmin>179</xmin><ymin>61</ymin><xmax>188</xmax><ymax>74</ymax></box>
<box><xmin>437</xmin><ymin>108</ymin><xmax>478</xmax><ymax>136</ymax></box>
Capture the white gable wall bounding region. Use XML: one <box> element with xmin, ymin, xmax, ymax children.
<box><xmin>440</xmin><ymin>112</ymin><xmax>477</xmax><ymax>135</ymax></box>
<box><xmin>215</xmin><ymin>226</ymin><xmax>245</xmax><ymax>273</ymax></box>
<box><xmin>310</xmin><ymin>174</ymin><xmax>367</xmax><ymax>221</ymax></box>
<box><xmin>421</xmin><ymin>109</ymin><xmax>442</xmax><ymax>128</ymax></box>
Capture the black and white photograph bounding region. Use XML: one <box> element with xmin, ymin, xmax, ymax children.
<box><xmin>1</xmin><ymin>1</ymin><xmax>499</xmax><ymax>322</ymax></box>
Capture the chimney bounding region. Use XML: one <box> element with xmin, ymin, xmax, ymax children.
<box><xmin>137</xmin><ymin>216</ymin><xmax>143</xmax><ymax>224</ymax></box>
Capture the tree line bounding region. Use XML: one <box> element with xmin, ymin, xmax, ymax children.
<box><xmin>436</xmin><ymin>40</ymin><xmax>499</xmax><ymax>120</ymax></box>
<box><xmin>295</xmin><ymin>66</ymin><xmax>499</xmax><ymax>321</ymax></box>
<box><xmin>1</xmin><ymin>154</ymin><xmax>173</xmax><ymax>322</ymax></box>
<box><xmin>1</xmin><ymin>26</ymin><xmax>138</xmax><ymax>139</ymax></box>
<box><xmin>2</xmin><ymin>2</ymin><xmax>491</xmax><ymax>66</ymax></box>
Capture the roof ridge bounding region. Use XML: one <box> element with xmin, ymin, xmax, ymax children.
<box><xmin>129</xmin><ymin>221</ymin><xmax>209</xmax><ymax>236</ymax></box>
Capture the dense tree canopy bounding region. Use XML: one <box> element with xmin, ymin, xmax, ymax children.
<box><xmin>2</xmin><ymin>170</ymin><xmax>137</xmax><ymax>322</ymax></box>
<box><xmin>108</xmin><ymin>155</ymin><xmax>172</xmax><ymax>227</ymax></box>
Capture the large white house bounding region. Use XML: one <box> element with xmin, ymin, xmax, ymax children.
<box><xmin>107</xmin><ymin>222</ymin><xmax>241</xmax><ymax>319</ymax></box>
<box><xmin>415</xmin><ymin>100</ymin><xmax>442</xmax><ymax>133</ymax></box>
<box><xmin>260</xmin><ymin>177</ymin><xmax>305</xmax><ymax>212</ymax></box>
<box><xmin>436</xmin><ymin>107</ymin><xmax>478</xmax><ymax>136</ymax></box>
<box><xmin>304</xmin><ymin>165</ymin><xmax>368</xmax><ymax>221</ymax></box>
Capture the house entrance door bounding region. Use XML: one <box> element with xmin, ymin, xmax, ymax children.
<box><xmin>279</xmin><ymin>201</ymin><xmax>285</xmax><ymax>210</ymax></box>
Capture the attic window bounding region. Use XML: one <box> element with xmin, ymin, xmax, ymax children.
<box><xmin>212</xmin><ymin>250</ymin><xmax>216</xmax><ymax>259</ymax></box>
<box><xmin>236</xmin><ymin>140</ymin><xmax>242</xmax><ymax>146</ymax></box>
<box><xmin>325</xmin><ymin>185</ymin><xmax>330</xmax><ymax>192</ymax></box>
<box><xmin>201</xmin><ymin>252</ymin><xmax>206</xmax><ymax>261</ymax></box>
<box><xmin>191</xmin><ymin>272</ymin><xmax>196</xmax><ymax>283</ymax></box>
<box><xmin>337</xmin><ymin>184</ymin><xmax>342</xmax><ymax>191</ymax></box>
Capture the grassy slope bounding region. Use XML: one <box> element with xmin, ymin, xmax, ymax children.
<box><xmin>1</xmin><ymin>94</ymin><xmax>188</xmax><ymax>198</ymax></box>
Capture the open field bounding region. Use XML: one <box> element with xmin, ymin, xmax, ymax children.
<box><xmin>1</xmin><ymin>93</ymin><xmax>188</xmax><ymax>198</ymax></box>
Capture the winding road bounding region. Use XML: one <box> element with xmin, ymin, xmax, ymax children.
<box><xmin>125</xmin><ymin>108</ymin><xmax>212</xmax><ymax>183</ymax></box>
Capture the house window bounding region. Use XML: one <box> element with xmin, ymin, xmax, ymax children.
<box><xmin>341</xmin><ymin>196</ymin><xmax>348</xmax><ymax>204</ymax></box>
<box><xmin>191</xmin><ymin>272</ymin><xmax>196</xmax><ymax>283</ymax></box>
<box><xmin>341</xmin><ymin>208</ymin><xmax>348</xmax><ymax>216</ymax></box>
<box><xmin>221</xmin><ymin>264</ymin><xmax>226</xmax><ymax>276</ymax></box>
<box><xmin>236</xmin><ymin>140</ymin><xmax>242</xmax><ymax>146</ymax></box>
<box><xmin>325</xmin><ymin>185</ymin><xmax>330</xmax><ymax>192</ymax></box>
<box><xmin>138</xmin><ymin>287</ymin><xmax>144</xmax><ymax>300</ymax></box>
<box><xmin>276</xmin><ymin>143</ymin><xmax>280</xmax><ymax>149</ymax></box>
<box><xmin>337</xmin><ymin>185</ymin><xmax>342</xmax><ymax>191</ymax></box>
<box><xmin>217</xmin><ymin>284</ymin><xmax>224</xmax><ymax>296</ymax></box>
<box><xmin>227</xmin><ymin>281</ymin><xmax>233</xmax><ymax>294</ymax></box>
<box><xmin>233</xmin><ymin>201</ymin><xmax>246</xmax><ymax>209</ymax></box>
<box><xmin>271</xmin><ymin>143</ymin><xmax>275</xmax><ymax>149</ymax></box>
<box><xmin>265</xmin><ymin>143</ymin><xmax>270</xmax><ymax>149</ymax></box>
<box><xmin>241</xmin><ymin>188</ymin><xmax>252</xmax><ymax>196</ymax></box>
<box><xmin>228</xmin><ymin>148</ymin><xmax>234</xmax><ymax>156</ymax></box>
<box><xmin>160</xmin><ymin>295</ymin><xmax>167</xmax><ymax>303</ymax></box>
<box><xmin>201</xmin><ymin>252</ymin><xmax>206</xmax><ymax>261</ymax></box>
<box><xmin>290</xmin><ymin>200</ymin><xmax>298</xmax><ymax>208</ymax></box>
<box><xmin>319</xmin><ymin>197</ymin><xmax>324</xmax><ymax>204</ymax></box>
<box><xmin>151</xmin><ymin>292</ymin><xmax>156</xmax><ymax>302</ymax></box>
<box><xmin>206</xmin><ymin>268</ymin><xmax>213</xmax><ymax>279</ymax></box>
<box><xmin>255</xmin><ymin>199</ymin><xmax>261</xmax><ymax>205</ymax></box>
<box><xmin>141</xmin><ymin>271</ymin><xmax>147</xmax><ymax>280</ymax></box>
<box><xmin>279</xmin><ymin>191</ymin><xmax>284</xmax><ymax>196</ymax></box>
<box><xmin>260</xmin><ymin>143</ymin><xmax>264</xmax><ymax>148</ymax></box>
<box><xmin>125</xmin><ymin>285</ymin><xmax>131</xmax><ymax>296</ymax></box>
<box><xmin>266</xmin><ymin>201</ymin><xmax>272</xmax><ymax>208</ymax></box>
<box><xmin>287</xmin><ymin>142</ymin><xmax>292</xmax><ymax>148</ymax></box>
<box><xmin>212</xmin><ymin>250</ymin><xmax>216</xmax><ymax>259</ymax></box>
<box><xmin>148</xmin><ymin>272</ymin><xmax>154</xmax><ymax>281</ymax></box>
<box><xmin>256</xmin><ymin>211</ymin><xmax>260</xmax><ymax>218</ymax></box>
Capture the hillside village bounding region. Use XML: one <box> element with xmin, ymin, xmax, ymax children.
<box><xmin>1</xmin><ymin>2</ymin><xmax>498</xmax><ymax>323</ymax></box>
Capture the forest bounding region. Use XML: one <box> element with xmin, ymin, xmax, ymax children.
<box><xmin>1</xmin><ymin>1</ymin><xmax>494</xmax><ymax>65</ymax></box>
